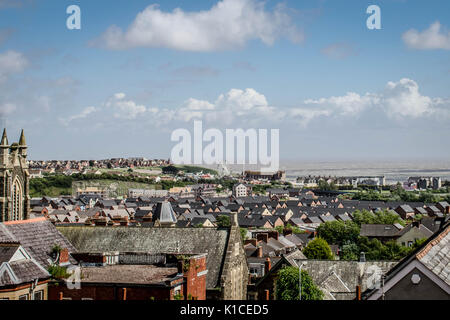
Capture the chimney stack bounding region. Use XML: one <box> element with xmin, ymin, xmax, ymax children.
<box><xmin>245</xmin><ymin>239</ymin><xmax>257</xmax><ymax>247</ymax></box>
<box><xmin>264</xmin><ymin>258</ymin><xmax>271</xmax><ymax>275</ymax></box>
<box><xmin>257</xmin><ymin>233</ymin><xmax>268</xmax><ymax>243</ymax></box>
<box><xmin>58</xmin><ymin>248</ymin><xmax>69</xmax><ymax>265</ymax></box>
<box><xmin>257</xmin><ymin>246</ymin><xmax>263</xmax><ymax>258</ymax></box>
<box><xmin>268</xmin><ymin>230</ymin><xmax>279</xmax><ymax>240</ymax></box>
<box><xmin>177</xmin><ymin>259</ymin><xmax>184</xmax><ymax>274</ymax></box>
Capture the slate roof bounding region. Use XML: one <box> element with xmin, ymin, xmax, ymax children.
<box><xmin>57</xmin><ymin>226</ymin><xmax>229</xmax><ymax>289</ymax></box>
<box><xmin>153</xmin><ymin>202</ymin><xmax>177</xmax><ymax>224</ymax></box>
<box><xmin>79</xmin><ymin>265</ymin><xmax>178</xmax><ymax>285</ymax></box>
<box><xmin>360</xmin><ymin>224</ymin><xmax>401</xmax><ymax>238</ymax></box>
<box><xmin>284</xmin><ymin>234</ymin><xmax>305</xmax><ymax>246</ymax></box>
<box><xmin>0</xmin><ymin>218</ymin><xmax>77</xmax><ymax>267</ymax></box>
<box><xmin>0</xmin><ymin>244</ymin><xmax>50</xmax><ymax>286</ymax></box>
<box><xmin>416</xmin><ymin>225</ymin><xmax>450</xmax><ymax>285</ymax></box>
<box><xmin>363</xmin><ymin>220</ymin><xmax>450</xmax><ymax>299</ymax></box>
<box><xmin>0</xmin><ymin>244</ymin><xmax>20</xmax><ymax>261</ymax></box>
<box><xmin>5</xmin><ymin>259</ymin><xmax>50</xmax><ymax>285</ymax></box>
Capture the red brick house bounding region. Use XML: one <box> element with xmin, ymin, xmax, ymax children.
<box><xmin>48</xmin><ymin>252</ymin><xmax>207</xmax><ymax>300</ymax></box>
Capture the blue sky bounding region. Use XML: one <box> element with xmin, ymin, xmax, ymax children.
<box><xmin>0</xmin><ymin>0</ymin><xmax>449</xmax><ymax>162</ymax></box>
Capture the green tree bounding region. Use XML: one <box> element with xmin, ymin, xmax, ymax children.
<box><xmin>317</xmin><ymin>180</ymin><xmax>338</xmax><ymax>191</ymax></box>
<box><xmin>352</xmin><ymin>210</ymin><xmax>376</xmax><ymax>226</ymax></box>
<box><xmin>276</xmin><ymin>266</ymin><xmax>324</xmax><ymax>300</ymax></box>
<box><xmin>216</xmin><ymin>215</ymin><xmax>231</xmax><ymax>228</ymax></box>
<box><xmin>340</xmin><ymin>241</ymin><xmax>360</xmax><ymax>261</ymax></box>
<box><xmin>303</xmin><ymin>238</ymin><xmax>334</xmax><ymax>260</ymax></box>
<box><xmin>316</xmin><ymin>220</ymin><xmax>360</xmax><ymax>245</ymax></box>
<box><xmin>240</xmin><ymin>228</ymin><xmax>248</xmax><ymax>242</ymax></box>
<box><xmin>352</xmin><ymin>209</ymin><xmax>404</xmax><ymax>227</ymax></box>
<box><xmin>162</xmin><ymin>165</ymin><xmax>180</xmax><ymax>175</ymax></box>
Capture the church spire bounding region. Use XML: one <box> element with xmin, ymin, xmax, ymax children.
<box><xmin>1</xmin><ymin>128</ymin><xmax>8</xmax><ymax>146</ymax></box>
<box><xmin>18</xmin><ymin>129</ymin><xmax>26</xmax><ymax>146</ymax></box>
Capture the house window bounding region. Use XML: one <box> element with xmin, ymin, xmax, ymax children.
<box><xmin>408</xmin><ymin>241</ymin><xmax>413</xmax><ymax>247</ymax></box>
<box><xmin>81</xmin><ymin>298</ymin><xmax>93</xmax><ymax>300</ymax></box>
<box><xmin>0</xmin><ymin>298</ymin><xmax>9</xmax><ymax>300</ymax></box>
<box><xmin>19</xmin><ymin>294</ymin><xmax>28</xmax><ymax>300</ymax></box>
<box><xmin>33</xmin><ymin>290</ymin><xmax>44</xmax><ymax>300</ymax></box>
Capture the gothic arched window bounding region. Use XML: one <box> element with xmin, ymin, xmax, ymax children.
<box><xmin>11</xmin><ymin>178</ymin><xmax>23</xmax><ymax>221</ymax></box>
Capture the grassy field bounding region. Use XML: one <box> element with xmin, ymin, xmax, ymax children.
<box><xmin>72</xmin><ymin>179</ymin><xmax>159</xmax><ymax>198</ymax></box>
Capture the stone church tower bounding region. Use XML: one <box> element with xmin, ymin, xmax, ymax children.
<box><xmin>0</xmin><ymin>129</ymin><xmax>30</xmax><ymax>222</ymax></box>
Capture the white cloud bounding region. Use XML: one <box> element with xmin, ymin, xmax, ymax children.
<box><xmin>93</xmin><ymin>0</ymin><xmax>303</xmax><ymax>51</ymax></box>
<box><xmin>183</xmin><ymin>98</ymin><xmax>215</xmax><ymax>110</ymax></box>
<box><xmin>299</xmin><ymin>78</ymin><xmax>444</xmax><ymax>120</ymax></box>
<box><xmin>288</xmin><ymin>108</ymin><xmax>330</xmax><ymax>127</ymax></box>
<box><xmin>63</xmin><ymin>78</ymin><xmax>448</xmax><ymax>130</ymax></box>
<box><xmin>303</xmin><ymin>92</ymin><xmax>377</xmax><ymax>116</ymax></box>
<box><xmin>106</xmin><ymin>93</ymin><xmax>148</xmax><ymax>119</ymax></box>
<box><xmin>0</xmin><ymin>50</ymin><xmax>28</xmax><ymax>81</ymax></box>
<box><xmin>59</xmin><ymin>106</ymin><xmax>97</xmax><ymax>126</ymax></box>
<box><xmin>381</xmin><ymin>78</ymin><xmax>433</xmax><ymax>118</ymax></box>
<box><xmin>402</xmin><ymin>21</ymin><xmax>450</xmax><ymax>50</ymax></box>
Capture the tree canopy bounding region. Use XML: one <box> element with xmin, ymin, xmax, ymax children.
<box><xmin>302</xmin><ymin>238</ymin><xmax>334</xmax><ymax>260</ymax></box>
<box><xmin>316</xmin><ymin>220</ymin><xmax>360</xmax><ymax>246</ymax></box>
<box><xmin>352</xmin><ymin>209</ymin><xmax>404</xmax><ymax>227</ymax></box>
<box><xmin>216</xmin><ymin>215</ymin><xmax>231</xmax><ymax>228</ymax></box>
<box><xmin>276</xmin><ymin>266</ymin><xmax>324</xmax><ymax>300</ymax></box>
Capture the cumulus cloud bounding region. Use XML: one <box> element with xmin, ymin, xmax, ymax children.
<box><xmin>63</xmin><ymin>78</ymin><xmax>448</xmax><ymax>130</ymax></box>
<box><xmin>303</xmin><ymin>92</ymin><xmax>377</xmax><ymax>116</ymax></box>
<box><xmin>402</xmin><ymin>21</ymin><xmax>450</xmax><ymax>50</ymax></box>
<box><xmin>0</xmin><ymin>50</ymin><xmax>28</xmax><ymax>81</ymax></box>
<box><xmin>298</xmin><ymin>78</ymin><xmax>445</xmax><ymax>121</ymax></box>
<box><xmin>106</xmin><ymin>93</ymin><xmax>148</xmax><ymax>119</ymax></box>
<box><xmin>93</xmin><ymin>0</ymin><xmax>303</xmax><ymax>51</ymax></box>
<box><xmin>381</xmin><ymin>78</ymin><xmax>434</xmax><ymax>118</ymax></box>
